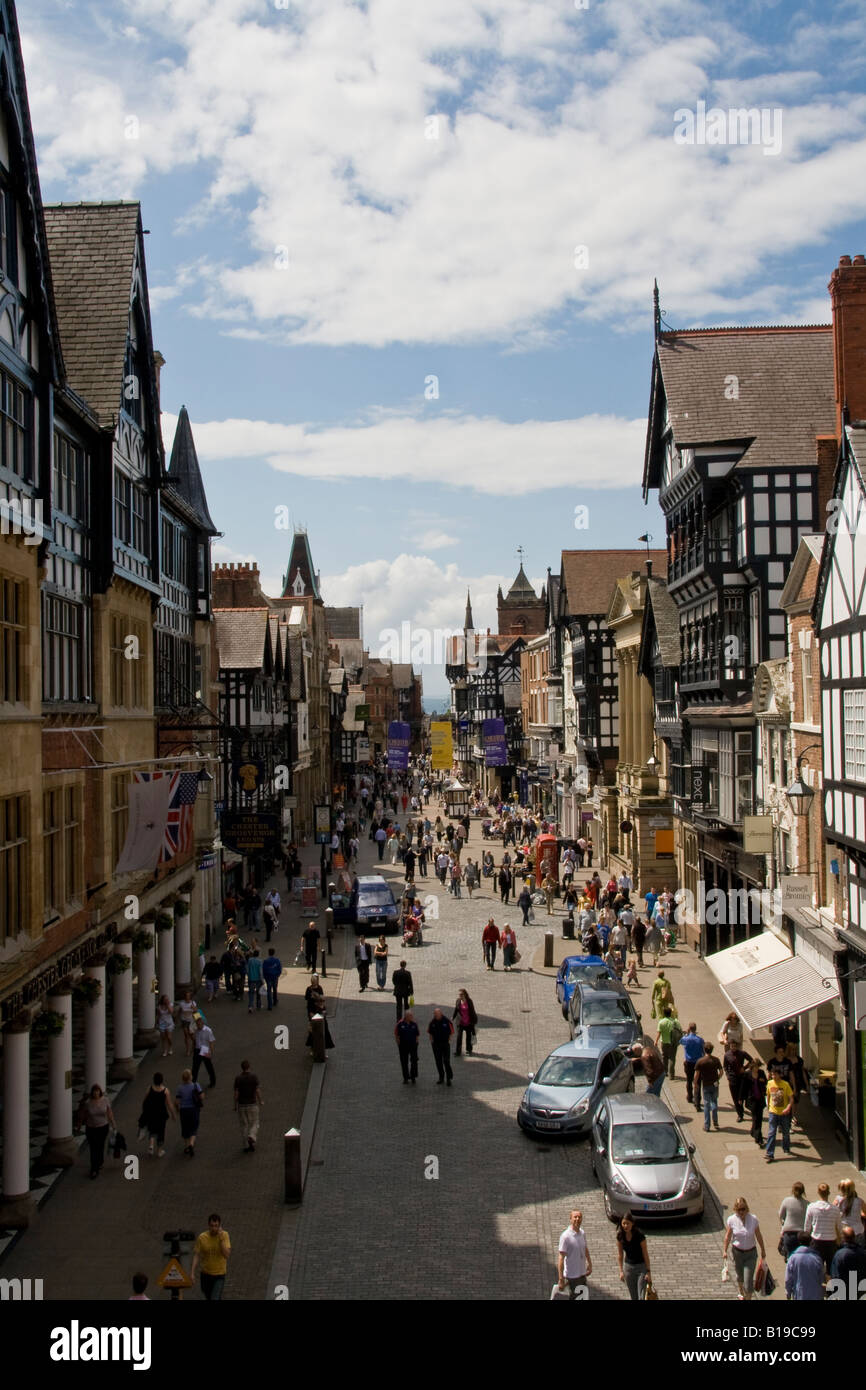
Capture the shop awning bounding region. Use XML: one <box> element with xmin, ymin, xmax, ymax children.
<box><xmin>705</xmin><ymin>932</ymin><xmax>839</xmax><ymax>1031</ymax></box>
<box><xmin>221</xmin><ymin>849</ymin><xmax>244</xmax><ymax>870</ymax></box>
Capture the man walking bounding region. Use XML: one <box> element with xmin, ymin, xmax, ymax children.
<box><xmin>694</xmin><ymin>1043</ymin><xmax>723</xmax><ymax>1131</ymax></box>
<box><xmin>192</xmin><ymin>1016</ymin><xmax>216</xmax><ymax>1089</ymax></box>
<box><xmin>246</xmin><ymin>949</ymin><xmax>264</xmax><ymax>1012</ymax></box>
<box><xmin>498</xmin><ymin>863</ymin><xmax>512</xmax><ymax>905</ymax></box>
<box><xmin>233</xmin><ymin>1059</ymin><xmax>262</xmax><ymax>1153</ymax></box>
<box><xmin>301</xmin><ymin>920</ymin><xmax>320</xmax><ymax>972</ymax></box>
<box><xmin>785</xmin><ymin>1235</ymin><xmax>826</xmax><ymax>1301</ymax></box>
<box><xmin>830</xmin><ymin>1226</ymin><xmax>866</xmax><ymax>1284</ymax></box>
<box><xmin>482</xmin><ymin>918</ymin><xmax>501</xmax><ymax>971</ymax></box>
<box><xmin>679</xmin><ymin>1023</ymin><xmax>705</xmax><ymax>1106</ymax></box>
<box><xmin>375</xmin><ymin>824</ymin><xmax>387</xmax><ymax>860</ymax></box>
<box><xmin>203</xmin><ymin>954</ymin><xmax>223</xmax><ymax>1002</ymax></box>
<box><xmin>262</xmin><ymin>947</ymin><xmax>282</xmax><ymax>1010</ymax></box>
<box><xmin>428</xmin><ymin>1007</ymin><xmax>454</xmax><ymax>1086</ymax></box>
<box><xmin>723</xmin><ymin>1042</ymin><xmax>752</xmax><ymax>1121</ymax></box>
<box><xmin>355</xmin><ymin>935</ymin><xmax>373</xmax><ymax>991</ymax></box>
<box><xmin>191</xmin><ymin>1213</ymin><xmax>231</xmax><ymax>1301</ymax></box>
<box><xmin>556</xmin><ymin>1209</ymin><xmax>592</xmax><ymax>1300</ymax></box>
<box><xmin>395</xmin><ymin>1011</ymin><xmax>420</xmax><ymax>1083</ymax></box>
<box><xmin>392</xmin><ymin>959</ymin><xmax>414</xmax><ymax>1020</ymax></box>
<box><xmin>517</xmin><ymin>884</ymin><xmax>532</xmax><ymax>926</ymax></box>
<box><xmin>655</xmin><ymin>1007</ymin><xmax>680</xmax><ymax>1079</ymax></box>
<box><xmin>765</xmin><ymin>1072</ymin><xmax>794</xmax><ymax>1162</ymax></box>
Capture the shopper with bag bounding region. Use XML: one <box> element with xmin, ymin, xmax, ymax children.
<box><xmin>722</xmin><ymin>1197</ymin><xmax>767</xmax><ymax>1300</ymax></box>
<box><xmin>501</xmin><ymin>923</ymin><xmax>518</xmax><ymax>971</ymax></box>
<box><xmin>556</xmin><ymin>1209</ymin><xmax>592</xmax><ymax>1300</ymax></box>
<box><xmin>176</xmin><ymin>1068</ymin><xmax>204</xmax><ymax>1157</ymax></box>
<box><xmin>140</xmin><ymin>1071</ymin><xmax>177</xmax><ymax>1158</ymax></box>
<box><xmin>453</xmin><ymin>989</ymin><xmax>478</xmax><ymax>1055</ymax></box>
<box><xmin>615</xmin><ymin>1215</ymin><xmax>652</xmax><ymax>1301</ymax></box>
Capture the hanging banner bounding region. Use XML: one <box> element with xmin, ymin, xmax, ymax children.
<box><xmin>483</xmin><ymin>718</ymin><xmax>507</xmax><ymax>767</ymax></box>
<box><xmin>387</xmin><ymin>721</ymin><xmax>410</xmax><ymax>770</ymax></box>
<box><xmin>356</xmin><ymin>736</ymin><xmax>371</xmax><ymax>763</ymax></box>
<box><xmin>430</xmin><ymin>720</ymin><xmax>453</xmax><ymax>771</ymax></box>
<box><xmin>115</xmin><ymin>773</ymin><xmax>174</xmax><ymax>874</ymax></box>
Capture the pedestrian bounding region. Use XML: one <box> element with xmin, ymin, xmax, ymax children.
<box><xmin>694</xmin><ymin>1043</ymin><xmax>723</xmax><ymax>1130</ymax></box>
<box><xmin>644</xmin><ymin>920</ymin><xmax>663</xmax><ymax>968</ymax></box>
<box><xmin>654</xmin><ymin>1007</ymin><xmax>681</xmax><ymax>1079</ymax></box>
<box><xmin>176</xmin><ymin>1067</ymin><xmax>204</xmax><ymax>1157</ymax></box>
<box><xmin>303</xmin><ymin>976</ymin><xmax>335</xmax><ymax>1049</ymax></box>
<box><xmin>464</xmin><ymin>858</ymin><xmax>478</xmax><ymax>898</ymax></box>
<box><xmin>301</xmin><ymin>920</ymin><xmax>320</xmax><ymax>972</ymax></box>
<box><xmin>392</xmin><ymin>959</ymin><xmax>414</xmax><ymax>1020</ymax></box>
<box><xmin>834</xmin><ymin>1179</ymin><xmax>866</xmax><ymax>1242</ymax></box>
<box><xmin>129</xmin><ymin>1273</ymin><xmax>150</xmax><ymax>1301</ymax></box>
<box><xmin>679</xmin><ymin>1022</ymin><xmax>705</xmax><ymax>1106</ymax></box>
<box><xmin>404</xmin><ymin>846</ymin><xmax>416</xmax><ymax>880</ymax></box>
<box><xmin>262</xmin><ymin>947</ymin><xmax>282</xmax><ymax>1010</ymax></box>
<box><xmin>191</xmin><ymin>1213</ymin><xmax>231</xmax><ymax>1302</ymax></box>
<box><xmin>395</xmin><ymin>1010</ymin><xmax>420</xmax><ymax>1083</ymax></box>
<box><xmin>176</xmin><ymin>990</ymin><xmax>197</xmax><ymax>1056</ymax></box>
<box><xmin>355</xmin><ymin>934</ymin><xmax>373</xmax><ymax>991</ymax></box>
<box><xmin>498</xmin><ymin>863</ymin><xmax>512</xmax><ymax>904</ymax></box>
<box><xmin>624</xmin><ymin>957</ymin><xmax>640</xmax><ymax>988</ymax></box>
<box><xmin>192</xmin><ymin>1016</ymin><xmax>217</xmax><ymax>1089</ymax></box>
<box><xmin>245</xmin><ymin>949</ymin><xmax>264</xmax><ymax>1011</ymax></box>
<box><xmin>203</xmin><ymin>955</ymin><xmax>222</xmax><ymax>1003</ymax></box>
<box><xmin>765</xmin><ymin>1071</ymin><xmax>794</xmax><ymax>1162</ymax></box>
<box><xmin>450</xmin><ymin>858</ymin><xmax>462</xmax><ymax>899</ymax></box>
<box><xmin>482</xmin><ymin>918</ymin><xmax>501</xmax><ymax>970</ymax></box>
<box><xmin>650</xmin><ymin>969</ymin><xmax>675</xmax><ymax>1020</ymax></box>
<box><xmin>229</xmin><ymin>946</ymin><xmax>246</xmax><ymax>1002</ymax></box>
<box><xmin>784</xmin><ymin>1234</ymin><xmax>826</xmax><ymax>1301</ymax></box>
<box><xmin>428</xmin><ymin>1007</ymin><xmax>454</xmax><ymax>1085</ymax></box>
<box><xmin>156</xmin><ymin>994</ymin><xmax>176</xmax><ymax>1057</ymax></box>
<box><xmin>374</xmin><ymin>934</ymin><xmax>389</xmax><ymax>990</ymax></box>
<box><xmin>722</xmin><ymin>1197</ymin><xmax>766</xmax><ymax>1301</ymax></box>
<box><xmin>631</xmin><ymin>917</ymin><xmax>646</xmax><ymax>968</ymax></box>
<box><xmin>501</xmin><ymin>923</ymin><xmax>518</xmax><ymax>971</ymax></box>
<box><xmin>374</xmin><ymin>824</ymin><xmax>387</xmax><ymax>860</ymax></box>
<box><xmin>140</xmin><ymin>1071</ymin><xmax>176</xmax><ymax>1158</ymax></box>
<box><xmin>723</xmin><ymin>1042</ymin><xmax>751</xmax><ymax>1121</ymax></box>
<box><xmin>740</xmin><ymin>1056</ymin><xmax>768</xmax><ymax>1148</ymax></box>
<box><xmin>517</xmin><ymin>884</ymin><xmax>532</xmax><ymax>926</ymax></box>
<box><xmin>616</xmin><ymin>1214</ymin><xmax>651</xmax><ymax>1301</ymax></box>
<box><xmin>778</xmin><ymin>1182</ymin><xmax>808</xmax><ymax>1262</ymax></box>
<box><xmin>219</xmin><ymin>945</ymin><xmax>235</xmax><ymax>996</ymax></box>
<box><xmin>543</xmin><ymin>873</ymin><xmax>557</xmax><ymax>915</ymax></box>
<box><xmin>643</xmin><ymin>885</ymin><xmax>658</xmax><ymax>920</ymax></box>
<box><xmin>804</xmin><ymin>1183</ymin><xmax>843</xmax><ymax>1272</ymax></box>
<box><xmin>718</xmin><ymin>1012</ymin><xmax>744</xmax><ymax>1051</ymax></box>
<box><xmin>77</xmin><ymin>1083</ymin><xmax>115</xmax><ymax>1180</ymax></box>
<box><xmin>453</xmin><ymin>989</ymin><xmax>478</xmax><ymax>1055</ymax></box>
<box><xmin>556</xmin><ymin>1209</ymin><xmax>592</xmax><ymax>1300</ymax></box>
<box><xmin>265</xmin><ymin>887</ymin><xmax>281</xmax><ymax>927</ymax></box>
<box><xmin>262</xmin><ymin>898</ymin><xmax>277</xmax><ymax>942</ymax></box>
<box><xmin>233</xmin><ymin>1059</ymin><xmax>263</xmax><ymax>1154</ymax></box>
<box><xmin>785</xmin><ymin>1042</ymin><xmax>809</xmax><ymax>1126</ymax></box>
<box><xmin>641</xmin><ymin>1044</ymin><xmax>665</xmax><ymax>1097</ymax></box>
<box><xmin>830</xmin><ymin>1226</ymin><xmax>866</xmax><ymax>1283</ymax></box>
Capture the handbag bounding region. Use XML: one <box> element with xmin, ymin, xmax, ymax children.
<box><xmin>514</xmin><ymin>949</ymin><xmax>522</xmax><ymax>963</ymax></box>
<box><xmin>762</xmin><ymin>1266</ymin><xmax>776</xmax><ymax>1296</ymax></box>
<box><xmin>641</xmin><ymin>1275</ymin><xmax>659</xmax><ymax>1300</ymax></box>
<box><xmin>754</xmin><ymin>1258</ymin><xmax>767</xmax><ymax>1292</ymax></box>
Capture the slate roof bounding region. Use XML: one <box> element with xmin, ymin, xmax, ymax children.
<box><xmin>325</xmin><ymin>606</ymin><xmax>361</xmax><ymax>639</ymax></box>
<box><xmin>213</xmin><ymin>608</ymin><xmax>271</xmax><ymax>670</ymax></box>
<box><xmin>391</xmin><ymin>663</ymin><xmax>414</xmax><ymax>688</ymax></box>
<box><xmin>644</xmin><ymin>576</ymin><xmax>681</xmax><ymax>667</ymax></box>
<box><xmin>43</xmin><ymin>202</ymin><xmax>141</xmax><ymax>425</ymax></box>
<box><xmin>561</xmin><ymin>550</ymin><xmax>667</xmax><ymax>617</ymax></box>
<box><xmin>281</xmin><ymin>531</ymin><xmax>321</xmax><ymax>600</ymax></box>
<box><xmin>167</xmin><ymin>406</ymin><xmax>219</xmax><ymax>535</ymax></box>
<box><xmin>655</xmin><ymin>326</ymin><xmax>835</xmax><ymax>473</ymax></box>
<box><xmin>503</xmin><ymin>562</ymin><xmax>540</xmax><ymax>602</ymax></box>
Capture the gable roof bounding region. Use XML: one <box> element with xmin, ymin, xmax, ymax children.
<box><xmin>166</xmin><ymin>406</ymin><xmax>219</xmax><ymax>535</ymax></box>
<box><xmin>560</xmin><ymin>550</ymin><xmax>667</xmax><ymax>618</ymax></box>
<box><xmin>503</xmin><ymin>563</ymin><xmax>540</xmax><ymax>603</ymax></box>
<box><xmin>814</xmin><ymin>424</ymin><xmax>866</xmax><ymax>627</ymax></box>
<box><xmin>779</xmin><ymin>534</ymin><xmax>824</xmax><ymax>613</ymax></box>
<box><xmin>213</xmin><ymin>607</ymin><xmax>271</xmax><ymax>670</ymax></box>
<box><xmin>43</xmin><ymin>202</ymin><xmax>142</xmax><ymax>426</ymax></box>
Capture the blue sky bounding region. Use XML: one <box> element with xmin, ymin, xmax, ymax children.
<box><xmin>21</xmin><ymin>0</ymin><xmax>866</xmax><ymax>693</ymax></box>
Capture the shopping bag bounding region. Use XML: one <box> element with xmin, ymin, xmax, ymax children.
<box><xmin>640</xmin><ymin>1274</ymin><xmax>659</xmax><ymax>1300</ymax></box>
<box><xmin>550</xmin><ymin>1282</ymin><xmax>572</xmax><ymax>1300</ymax></box>
<box><xmin>761</xmin><ymin>1265</ymin><xmax>776</xmax><ymax>1297</ymax></box>
<box><xmin>754</xmin><ymin>1258</ymin><xmax>767</xmax><ymax>1293</ymax></box>
<box><xmin>259</xmin><ymin>983</ymin><xmax>268</xmax><ymax>997</ymax></box>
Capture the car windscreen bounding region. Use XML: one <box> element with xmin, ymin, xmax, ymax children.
<box><xmin>359</xmin><ymin>888</ymin><xmax>395</xmax><ymax>904</ymax></box>
<box><xmin>534</xmin><ymin>1056</ymin><xmax>597</xmax><ymax>1087</ymax></box>
<box><xmin>566</xmin><ymin>964</ymin><xmax>608</xmax><ymax>984</ymax></box>
<box><xmin>582</xmin><ymin>996</ymin><xmax>634</xmax><ymax>1024</ymax></box>
<box><xmin>611</xmin><ymin>1122</ymin><xmax>686</xmax><ymax>1164</ymax></box>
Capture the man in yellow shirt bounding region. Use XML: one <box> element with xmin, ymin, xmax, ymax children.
<box><xmin>191</xmin><ymin>1212</ymin><xmax>231</xmax><ymax>1300</ymax></box>
<box><xmin>765</xmin><ymin>1074</ymin><xmax>793</xmax><ymax>1163</ymax></box>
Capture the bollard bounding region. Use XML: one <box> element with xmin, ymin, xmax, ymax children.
<box><xmin>544</xmin><ymin>931</ymin><xmax>554</xmax><ymax>968</ymax></box>
<box><xmin>320</xmin><ymin>947</ymin><xmax>327</xmax><ymax>978</ymax></box>
<box><xmin>562</xmin><ymin>912</ymin><xmax>575</xmax><ymax>941</ymax></box>
<box><xmin>325</xmin><ymin>907</ymin><xmax>334</xmax><ymax>952</ymax></box>
<box><xmin>284</xmin><ymin>1127</ymin><xmax>302</xmax><ymax>1203</ymax></box>
<box><xmin>310</xmin><ymin>1013</ymin><xmax>326</xmax><ymax>1063</ymax></box>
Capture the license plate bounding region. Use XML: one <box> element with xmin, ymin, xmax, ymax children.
<box><xmin>642</xmin><ymin>1201</ymin><xmax>678</xmax><ymax>1211</ymax></box>
<box><xmin>535</xmin><ymin>1120</ymin><xmax>562</xmax><ymax>1130</ymax></box>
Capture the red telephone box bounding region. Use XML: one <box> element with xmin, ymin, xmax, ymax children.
<box><xmin>535</xmin><ymin>833</ymin><xmax>558</xmax><ymax>888</ymax></box>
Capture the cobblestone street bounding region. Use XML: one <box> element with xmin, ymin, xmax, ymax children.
<box><xmin>270</xmin><ymin>834</ymin><xmax>737</xmax><ymax>1301</ymax></box>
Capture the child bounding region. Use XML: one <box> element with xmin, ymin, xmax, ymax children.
<box><xmin>625</xmin><ymin>958</ymin><xmax>639</xmax><ymax>989</ymax></box>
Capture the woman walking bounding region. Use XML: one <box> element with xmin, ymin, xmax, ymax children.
<box><xmin>77</xmin><ymin>1083</ymin><xmax>115</xmax><ymax>1180</ymax></box>
<box><xmin>718</xmin><ymin>1012</ymin><xmax>744</xmax><ymax>1051</ymax></box>
<box><xmin>834</xmin><ymin>1178</ymin><xmax>866</xmax><ymax>1243</ymax></box>
<box><xmin>177</xmin><ymin>990</ymin><xmax>197</xmax><ymax>1057</ymax></box>
<box><xmin>374</xmin><ymin>934</ymin><xmax>389</xmax><ymax>991</ymax></box>
<box><xmin>501</xmin><ymin>924</ymin><xmax>518</xmax><ymax>971</ymax></box>
<box><xmin>453</xmin><ymin>989</ymin><xmax>478</xmax><ymax>1055</ymax></box>
<box><xmin>723</xmin><ymin>1197</ymin><xmax>767</xmax><ymax>1300</ymax></box>
<box><xmin>615</xmin><ymin>1215</ymin><xmax>651</xmax><ymax>1301</ymax></box>
<box><xmin>778</xmin><ymin>1181</ymin><xmax>808</xmax><ymax>1262</ymax></box>
<box><xmin>176</xmin><ymin>1068</ymin><xmax>204</xmax><ymax>1157</ymax></box>
<box><xmin>140</xmin><ymin>1071</ymin><xmax>177</xmax><ymax>1158</ymax></box>
<box><xmin>464</xmin><ymin>859</ymin><xmax>478</xmax><ymax>898</ymax></box>
<box><xmin>739</xmin><ymin>1056</ymin><xmax>768</xmax><ymax>1147</ymax></box>
<box><xmin>157</xmin><ymin>994</ymin><xmax>176</xmax><ymax>1057</ymax></box>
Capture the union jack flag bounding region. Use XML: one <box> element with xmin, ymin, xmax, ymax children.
<box><xmin>134</xmin><ymin>771</ymin><xmax>198</xmax><ymax>864</ymax></box>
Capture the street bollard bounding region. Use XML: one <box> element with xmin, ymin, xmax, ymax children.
<box><xmin>325</xmin><ymin>907</ymin><xmax>334</xmax><ymax>952</ymax></box>
<box><xmin>284</xmin><ymin>1128</ymin><xmax>302</xmax><ymax>1203</ymax></box>
<box><xmin>310</xmin><ymin>1013</ymin><xmax>326</xmax><ymax>1063</ymax></box>
<box><xmin>562</xmin><ymin>912</ymin><xmax>575</xmax><ymax>941</ymax></box>
<box><xmin>544</xmin><ymin>931</ymin><xmax>554</xmax><ymax>968</ymax></box>
<box><xmin>320</xmin><ymin>947</ymin><xmax>327</xmax><ymax>978</ymax></box>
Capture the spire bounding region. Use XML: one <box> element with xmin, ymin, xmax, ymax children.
<box><xmin>167</xmin><ymin>406</ymin><xmax>219</xmax><ymax>535</ymax></box>
<box><xmin>281</xmin><ymin>529</ymin><xmax>322</xmax><ymax>601</ymax></box>
<box><xmin>464</xmin><ymin>588</ymin><xmax>474</xmax><ymax>631</ymax></box>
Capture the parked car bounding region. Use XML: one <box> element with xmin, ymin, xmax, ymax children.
<box><xmin>555</xmin><ymin>955</ymin><xmax>618</xmax><ymax>1019</ymax></box>
<box><xmin>518</xmin><ymin>1038</ymin><xmax>634</xmax><ymax>1138</ymax></box>
<box><xmin>568</xmin><ymin>978</ymin><xmax>642</xmax><ymax>1047</ymax></box>
<box><xmin>590</xmin><ymin>1093</ymin><xmax>704</xmax><ymax>1222</ymax></box>
<box><xmin>328</xmin><ymin>883</ymin><xmax>357</xmax><ymax>925</ymax></box>
<box><xmin>353</xmin><ymin>875</ymin><xmax>400</xmax><ymax>933</ymax></box>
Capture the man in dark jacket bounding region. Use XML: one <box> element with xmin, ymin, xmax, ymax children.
<box><xmin>694</xmin><ymin>1043</ymin><xmax>724</xmax><ymax>1131</ymax></box>
<box><xmin>829</xmin><ymin>1226</ymin><xmax>866</xmax><ymax>1285</ymax></box>
<box><xmin>301</xmin><ymin>921</ymin><xmax>320</xmax><ymax>972</ymax></box>
<box><xmin>355</xmin><ymin>935</ymin><xmax>373</xmax><ymax>991</ymax></box>
<box><xmin>428</xmin><ymin>1008</ymin><xmax>454</xmax><ymax>1085</ymax></box>
<box><xmin>392</xmin><ymin>960</ymin><xmax>414</xmax><ymax>1020</ymax></box>
<box><xmin>517</xmin><ymin>886</ymin><xmax>532</xmax><ymax>926</ymax></box>
<box><xmin>498</xmin><ymin>865</ymin><xmax>512</xmax><ymax>904</ymax></box>
<box><xmin>395</xmin><ymin>1012</ymin><xmax>420</xmax><ymax>1083</ymax></box>
<box><xmin>723</xmin><ymin>1044</ymin><xmax>752</xmax><ymax>1121</ymax></box>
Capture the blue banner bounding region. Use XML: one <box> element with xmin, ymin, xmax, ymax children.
<box><xmin>483</xmin><ymin>717</ymin><xmax>507</xmax><ymax>767</ymax></box>
<box><xmin>387</xmin><ymin>721</ymin><xmax>411</xmax><ymax>770</ymax></box>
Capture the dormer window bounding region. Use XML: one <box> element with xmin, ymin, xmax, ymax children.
<box><xmin>291</xmin><ymin>570</ymin><xmax>305</xmax><ymax>596</ymax></box>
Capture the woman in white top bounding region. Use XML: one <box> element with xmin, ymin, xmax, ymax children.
<box><xmin>718</xmin><ymin>1012</ymin><xmax>744</xmax><ymax>1050</ymax></box>
<box><xmin>176</xmin><ymin>990</ymin><xmax>197</xmax><ymax>1057</ymax></box>
<box><xmin>157</xmin><ymin>995</ymin><xmax>176</xmax><ymax>1057</ymax></box>
<box><xmin>834</xmin><ymin>1179</ymin><xmax>866</xmax><ymax>1244</ymax></box>
<box><xmin>722</xmin><ymin>1197</ymin><xmax>766</xmax><ymax>1300</ymax></box>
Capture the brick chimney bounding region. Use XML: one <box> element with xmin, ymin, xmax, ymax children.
<box><xmin>212</xmin><ymin>562</ymin><xmax>266</xmax><ymax>609</ymax></box>
<box><xmin>828</xmin><ymin>254</ymin><xmax>866</xmax><ymax>437</ymax></box>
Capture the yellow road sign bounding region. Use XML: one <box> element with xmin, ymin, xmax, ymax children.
<box><xmin>157</xmin><ymin>1256</ymin><xmax>194</xmax><ymax>1289</ymax></box>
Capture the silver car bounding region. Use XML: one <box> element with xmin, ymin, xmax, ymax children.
<box><xmin>590</xmin><ymin>1093</ymin><xmax>704</xmax><ymax>1221</ymax></box>
<box><xmin>518</xmin><ymin>1039</ymin><xmax>634</xmax><ymax>1138</ymax></box>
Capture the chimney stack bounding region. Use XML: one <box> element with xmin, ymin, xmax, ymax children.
<box><xmin>212</xmin><ymin>562</ymin><xmax>266</xmax><ymax>609</ymax></box>
<box><xmin>828</xmin><ymin>254</ymin><xmax>866</xmax><ymax>438</ymax></box>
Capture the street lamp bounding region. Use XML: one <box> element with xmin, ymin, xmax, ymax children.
<box><xmin>645</xmin><ymin>751</ymin><xmax>660</xmax><ymax>774</ymax></box>
<box><xmin>785</xmin><ymin>743</ymin><xmax>823</xmax><ymax>817</ymax></box>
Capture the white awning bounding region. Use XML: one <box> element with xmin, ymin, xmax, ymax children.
<box><xmin>705</xmin><ymin>932</ymin><xmax>839</xmax><ymax>1032</ymax></box>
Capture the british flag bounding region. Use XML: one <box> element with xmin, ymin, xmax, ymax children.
<box><xmin>134</xmin><ymin>771</ymin><xmax>198</xmax><ymax>864</ymax></box>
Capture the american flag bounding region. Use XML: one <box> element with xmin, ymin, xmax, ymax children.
<box><xmin>134</xmin><ymin>771</ymin><xmax>198</xmax><ymax>863</ymax></box>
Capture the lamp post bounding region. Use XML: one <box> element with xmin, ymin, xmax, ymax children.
<box><xmin>785</xmin><ymin>743</ymin><xmax>823</xmax><ymax>818</ymax></box>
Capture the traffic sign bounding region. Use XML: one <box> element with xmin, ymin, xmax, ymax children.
<box><xmin>157</xmin><ymin>1257</ymin><xmax>194</xmax><ymax>1289</ymax></box>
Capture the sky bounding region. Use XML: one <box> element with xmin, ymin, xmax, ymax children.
<box><xmin>21</xmin><ymin>0</ymin><xmax>866</xmax><ymax>695</ymax></box>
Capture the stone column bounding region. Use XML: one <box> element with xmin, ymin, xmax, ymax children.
<box><xmin>630</xmin><ymin>650</ymin><xmax>641</xmax><ymax>775</ymax></box>
<box><xmin>174</xmin><ymin>894</ymin><xmax>192</xmax><ymax>993</ymax></box>
<box><xmin>37</xmin><ymin>988</ymin><xmax>77</xmax><ymax>1171</ymax></box>
<box><xmin>0</xmin><ymin>1018</ymin><xmax>35</xmax><ymax>1228</ymax></box>
<box><xmin>157</xmin><ymin>914</ymin><xmax>176</xmax><ymax>1005</ymax></box>
<box><xmin>617</xmin><ymin>650</ymin><xmax>630</xmax><ymax>768</ymax></box>
<box><xmin>83</xmin><ymin>956</ymin><xmax>107</xmax><ymax>1094</ymax></box>
<box><xmin>109</xmin><ymin>942</ymin><xmax>136</xmax><ymax>1081</ymax></box>
<box><xmin>135</xmin><ymin>933</ymin><xmax>158</xmax><ymax>1050</ymax></box>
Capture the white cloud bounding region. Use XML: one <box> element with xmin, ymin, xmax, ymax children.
<box><xmin>160</xmin><ymin>409</ymin><xmax>646</xmax><ymax>496</ymax></box>
<box><xmin>415</xmin><ymin>531</ymin><xmax>459</xmax><ymax>550</ymax></box>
